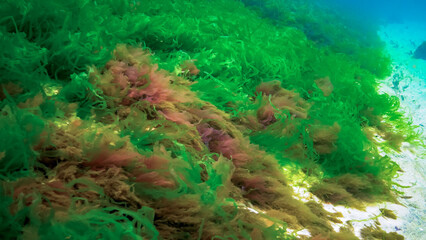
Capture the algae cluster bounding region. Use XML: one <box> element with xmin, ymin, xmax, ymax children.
<box><xmin>0</xmin><ymin>0</ymin><xmax>421</xmax><ymax>239</ymax></box>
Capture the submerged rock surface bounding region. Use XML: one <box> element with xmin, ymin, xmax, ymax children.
<box><xmin>413</xmin><ymin>41</ymin><xmax>426</xmax><ymax>60</ymax></box>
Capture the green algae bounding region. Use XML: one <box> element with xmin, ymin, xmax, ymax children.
<box><xmin>0</xmin><ymin>0</ymin><xmax>420</xmax><ymax>239</ymax></box>
<box><xmin>379</xmin><ymin>208</ymin><xmax>398</xmax><ymax>220</ymax></box>
<box><xmin>361</xmin><ymin>225</ymin><xmax>404</xmax><ymax>240</ymax></box>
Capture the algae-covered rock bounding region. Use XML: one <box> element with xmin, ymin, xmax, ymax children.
<box><xmin>413</xmin><ymin>41</ymin><xmax>426</xmax><ymax>60</ymax></box>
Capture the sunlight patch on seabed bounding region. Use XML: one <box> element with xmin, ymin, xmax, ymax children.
<box><xmin>377</xmin><ymin>21</ymin><xmax>426</xmax><ymax>239</ymax></box>
<box><xmin>282</xmin><ymin>166</ymin><xmax>407</xmax><ymax>238</ymax></box>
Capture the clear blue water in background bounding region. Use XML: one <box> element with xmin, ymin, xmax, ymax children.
<box><xmin>325</xmin><ymin>0</ymin><xmax>426</xmax><ymax>23</ymax></box>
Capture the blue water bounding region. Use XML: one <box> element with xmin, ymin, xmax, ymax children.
<box><xmin>326</xmin><ymin>0</ymin><xmax>426</xmax><ymax>23</ymax></box>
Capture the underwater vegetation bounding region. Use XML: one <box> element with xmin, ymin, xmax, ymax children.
<box><xmin>0</xmin><ymin>0</ymin><xmax>421</xmax><ymax>239</ymax></box>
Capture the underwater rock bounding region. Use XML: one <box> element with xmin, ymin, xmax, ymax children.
<box><xmin>413</xmin><ymin>41</ymin><xmax>426</xmax><ymax>60</ymax></box>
